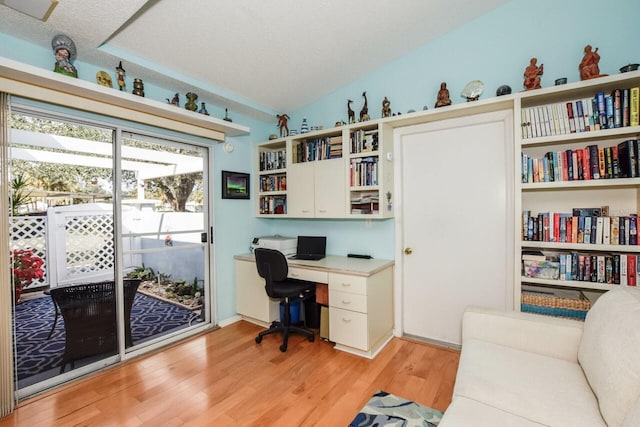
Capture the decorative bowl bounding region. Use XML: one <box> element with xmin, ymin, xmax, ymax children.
<box><xmin>554</xmin><ymin>78</ymin><xmax>567</xmax><ymax>85</ymax></box>
<box><xmin>620</xmin><ymin>64</ymin><xmax>639</xmax><ymax>73</ymax></box>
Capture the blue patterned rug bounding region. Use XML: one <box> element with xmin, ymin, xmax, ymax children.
<box><xmin>349</xmin><ymin>390</ymin><xmax>443</xmax><ymax>427</ymax></box>
<box><xmin>13</xmin><ymin>293</ymin><xmax>200</xmax><ymax>381</ymax></box>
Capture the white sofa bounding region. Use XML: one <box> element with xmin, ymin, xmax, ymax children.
<box><xmin>439</xmin><ymin>287</ymin><xmax>640</xmax><ymax>427</ymax></box>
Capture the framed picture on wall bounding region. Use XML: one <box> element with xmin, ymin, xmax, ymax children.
<box><xmin>221</xmin><ymin>170</ymin><xmax>250</xmax><ymax>199</ymax></box>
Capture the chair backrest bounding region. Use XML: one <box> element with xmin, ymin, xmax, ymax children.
<box><xmin>254</xmin><ymin>248</ymin><xmax>288</xmax><ymax>298</ymax></box>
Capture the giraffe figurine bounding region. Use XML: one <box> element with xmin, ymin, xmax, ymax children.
<box><xmin>347</xmin><ymin>99</ymin><xmax>355</xmax><ymax>124</ymax></box>
<box><xmin>359</xmin><ymin>91</ymin><xmax>370</xmax><ymax>122</ymax></box>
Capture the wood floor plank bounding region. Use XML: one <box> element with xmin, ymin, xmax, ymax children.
<box><xmin>0</xmin><ymin>321</ymin><xmax>460</xmax><ymax>426</ymax></box>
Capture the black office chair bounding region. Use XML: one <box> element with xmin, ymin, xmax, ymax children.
<box><xmin>254</xmin><ymin>248</ymin><xmax>315</xmax><ymax>352</ymax></box>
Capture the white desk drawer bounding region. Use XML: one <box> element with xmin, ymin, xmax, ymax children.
<box><xmin>329</xmin><ymin>290</ymin><xmax>367</xmax><ymax>313</ymax></box>
<box><xmin>328</xmin><ymin>273</ymin><xmax>367</xmax><ymax>295</ymax></box>
<box><xmin>288</xmin><ymin>267</ymin><xmax>328</xmax><ymax>283</ymax></box>
<box><xmin>329</xmin><ymin>307</ymin><xmax>368</xmax><ymax>351</ymax></box>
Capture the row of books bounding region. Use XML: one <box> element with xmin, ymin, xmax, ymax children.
<box><xmin>350</xmin><ymin>156</ymin><xmax>378</xmax><ymax>187</ymax></box>
<box><xmin>258</xmin><ymin>195</ymin><xmax>286</xmax><ymax>215</ymax></box>
<box><xmin>521</xmin><ymin>86</ymin><xmax>639</xmax><ymax>139</ymax></box>
<box><xmin>522</xmin><ymin>208</ymin><xmax>638</xmax><ymax>245</ymax></box>
<box><xmin>259</xmin><ymin>149</ymin><xmax>286</xmax><ymax>172</ymax></box>
<box><xmin>350</xmin><ymin>129</ymin><xmax>379</xmax><ymax>154</ymax></box>
<box><xmin>522</xmin><ymin>250</ymin><xmax>639</xmax><ymax>286</ymax></box>
<box><xmin>259</xmin><ymin>174</ymin><xmax>286</xmax><ymax>192</ymax></box>
<box><xmin>521</xmin><ymin>139</ymin><xmax>639</xmax><ymax>183</ymax></box>
<box><xmin>293</xmin><ymin>136</ymin><xmax>343</xmax><ymax>163</ymax></box>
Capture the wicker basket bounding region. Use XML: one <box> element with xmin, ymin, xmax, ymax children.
<box><xmin>521</xmin><ymin>292</ymin><xmax>591</xmax><ymax>311</ymax></box>
<box><xmin>521</xmin><ymin>287</ymin><xmax>591</xmax><ymax>320</ymax></box>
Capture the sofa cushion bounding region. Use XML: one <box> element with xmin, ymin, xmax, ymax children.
<box><xmin>623</xmin><ymin>397</ymin><xmax>640</xmax><ymax>427</ymax></box>
<box><xmin>454</xmin><ymin>339</ymin><xmax>605</xmax><ymax>427</ymax></box>
<box><xmin>440</xmin><ymin>396</ymin><xmax>546</xmax><ymax>427</ymax></box>
<box><xmin>578</xmin><ymin>287</ymin><xmax>640</xmax><ymax>427</ymax></box>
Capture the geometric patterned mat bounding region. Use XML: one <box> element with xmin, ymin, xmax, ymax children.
<box><xmin>13</xmin><ymin>293</ymin><xmax>200</xmax><ymax>381</ymax></box>
<box><xmin>349</xmin><ymin>390</ymin><xmax>443</xmax><ymax>427</ymax></box>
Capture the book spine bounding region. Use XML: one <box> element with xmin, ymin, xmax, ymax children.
<box><xmin>596</xmin><ymin>91</ymin><xmax>607</xmax><ymax>129</ymax></box>
<box><xmin>612</xmin><ymin>89</ymin><xmax>622</xmax><ymax>128</ymax></box>
<box><xmin>606</xmin><ymin>95</ymin><xmax>614</xmax><ymax>129</ymax></box>
<box><xmin>630</xmin><ymin>87</ymin><xmax>639</xmax><ymax>127</ymax></box>
<box><xmin>576</xmin><ymin>100</ymin><xmax>586</xmax><ymax>132</ymax></box>
<box><xmin>566</xmin><ymin>102</ymin><xmax>576</xmax><ymax>133</ymax></box>
<box><xmin>622</xmin><ymin>88</ymin><xmax>630</xmax><ymax>127</ymax></box>
<box><xmin>629</xmin><ymin>255</ymin><xmax>637</xmax><ymax>286</ymax></box>
<box><xmin>620</xmin><ymin>254</ymin><xmax>628</xmax><ymax>285</ymax></box>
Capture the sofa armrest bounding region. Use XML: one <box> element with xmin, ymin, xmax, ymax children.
<box><xmin>462</xmin><ymin>306</ymin><xmax>584</xmax><ymax>362</ymax></box>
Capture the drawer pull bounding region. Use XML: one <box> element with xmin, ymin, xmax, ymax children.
<box><xmin>291</xmin><ymin>272</ymin><xmax>299</xmax><ymax>277</ymax></box>
<box><xmin>341</xmin><ymin>283</ymin><xmax>351</xmax><ymax>287</ymax></box>
<box><xmin>342</xmin><ymin>318</ymin><xmax>352</xmax><ymax>323</ymax></box>
<box><xmin>341</xmin><ymin>300</ymin><xmax>351</xmax><ymax>305</ymax></box>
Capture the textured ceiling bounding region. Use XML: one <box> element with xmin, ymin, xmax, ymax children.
<box><xmin>1</xmin><ymin>0</ymin><xmax>509</xmax><ymax>121</ymax></box>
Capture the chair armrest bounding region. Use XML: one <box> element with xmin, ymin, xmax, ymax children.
<box><xmin>462</xmin><ymin>306</ymin><xmax>584</xmax><ymax>362</ymax></box>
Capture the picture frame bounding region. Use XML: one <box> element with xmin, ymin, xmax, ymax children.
<box><xmin>221</xmin><ymin>170</ymin><xmax>250</xmax><ymax>199</ymax></box>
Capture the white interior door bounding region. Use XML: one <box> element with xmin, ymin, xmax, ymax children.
<box><xmin>397</xmin><ymin>110</ymin><xmax>514</xmax><ymax>346</ymax></box>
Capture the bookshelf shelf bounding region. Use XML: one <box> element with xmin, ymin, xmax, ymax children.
<box><xmin>520</xmin><ymin>277</ymin><xmax>614</xmax><ymax>291</ymax></box>
<box><xmin>517</xmin><ymin>70</ymin><xmax>640</xmax><ymax>313</ymax></box>
<box><xmin>254</xmin><ymin>121</ymin><xmax>394</xmax><ymax>219</ymax></box>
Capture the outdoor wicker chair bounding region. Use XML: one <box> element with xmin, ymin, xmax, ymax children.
<box><xmin>49</xmin><ymin>279</ymin><xmax>140</xmax><ymax>373</ymax></box>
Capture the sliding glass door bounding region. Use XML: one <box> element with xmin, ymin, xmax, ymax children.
<box><xmin>8</xmin><ymin>107</ymin><xmax>212</xmax><ymax>397</ymax></box>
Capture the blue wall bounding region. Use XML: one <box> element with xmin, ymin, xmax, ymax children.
<box><xmin>2</xmin><ymin>0</ymin><xmax>639</xmax><ymax>322</ymax></box>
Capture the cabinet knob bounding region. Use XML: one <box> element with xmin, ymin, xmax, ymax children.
<box><xmin>404</xmin><ymin>247</ymin><xmax>413</xmax><ymax>255</ymax></box>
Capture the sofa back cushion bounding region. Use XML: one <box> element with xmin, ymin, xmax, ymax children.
<box><xmin>578</xmin><ymin>287</ymin><xmax>640</xmax><ymax>427</ymax></box>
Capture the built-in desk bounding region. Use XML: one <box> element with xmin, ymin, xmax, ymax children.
<box><xmin>234</xmin><ymin>254</ymin><xmax>394</xmax><ymax>358</ymax></box>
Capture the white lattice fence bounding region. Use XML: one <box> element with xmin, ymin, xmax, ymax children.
<box><xmin>9</xmin><ymin>216</ymin><xmax>48</xmax><ymax>289</ymax></box>
<box><xmin>64</xmin><ymin>213</ymin><xmax>114</xmax><ymax>278</ymax></box>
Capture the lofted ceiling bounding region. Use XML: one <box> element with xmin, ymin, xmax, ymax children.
<box><xmin>1</xmin><ymin>0</ymin><xmax>510</xmax><ymax>121</ymax></box>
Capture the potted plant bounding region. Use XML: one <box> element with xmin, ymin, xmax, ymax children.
<box><xmin>11</xmin><ymin>249</ymin><xmax>44</xmax><ymax>304</ymax></box>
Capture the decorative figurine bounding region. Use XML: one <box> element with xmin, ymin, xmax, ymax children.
<box><xmin>381</xmin><ymin>97</ymin><xmax>391</xmax><ymax>118</ymax></box>
<box><xmin>579</xmin><ymin>45</ymin><xmax>607</xmax><ymax>80</ymax></box>
<box><xmin>555</xmin><ymin>78</ymin><xmax>567</xmax><ymax>85</ymax></box>
<box><xmin>496</xmin><ymin>85</ymin><xmax>512</xmax><ymax>96</ymax></box>
<box><xmin>300</xmin><ymin>117</ymin><xmax>309</xmax><ymax>134</ymax></box>
<box><xmin>335</xmin><ymin>120</ymin><xmax>347</xmax><ymax>127</ymax></box>
<box><xmin>620</xmin><ymin>64</ymin><xmax>639</xmax><ymax>73</ymax></box>
<box><xmin>223</xmin><ymin>108</ymin><xmax>232</xmax><ymax>122</ymax></box>
<box><xmin>52</xmin><ymin>34</ymin><xmax>78</xmax><ymax>78</ymax></box>
<box><xmin>132</xmin><ymin>78</ymin><xmax>144</xmax><ymax>97</ymax></box>
<box><xmin>277</xmin><ymin>113</ymin><xmax>290</xmax><ymax>137</ymax></box>
<box><xmin>198</xmin><ymin>102</ymin><xmax>209</xmax><ymax>115</ymax></box>
<box><xmin>96</xmin><ymin>71</ymin><xmax>112</xmax><ymax>88</ymax></box>
<box><xmin>434</xmin><ymin>82</ymin><xmax>452</xmax><ymax>108</ymax></box>
<box><xmin>167</xmin><ymin>93</ymin><xmax>179</xmax><ymax>106</ymax></box>
<box><xmin>359</xmin><ymin>91</ymin><xmax>370</xmax><ymax>122</ymax></box>
<box><xmin>347</xmin><ymin>100</ymin><xmax>355</xmax><ymax>124</ymax></box>
<box><xmin>116</xmin><ymin>61</ymin><xmax>126</xmax><ymax>91</ymax></box>
<box><xmin>185</xmin><ymin>92</ymin><xmax>198</xmax><ymax>111</ymax></box>
<box><xmin>523</xmin><ymin>58</ymin><xmax>544</xmax><ymax>90</ymax></box>
<box><xmin>461</xmin><ymin>80</ymin><xmax>485</xmax><ymax>101</ymax></box>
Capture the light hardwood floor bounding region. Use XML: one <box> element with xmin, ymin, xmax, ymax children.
<box><xmin>0</xmin><ymin>321</ymin><xmax>460</xmax><ymax>426</ymax></box>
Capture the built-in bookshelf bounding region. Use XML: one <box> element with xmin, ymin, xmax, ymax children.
<box><xmin>518</xmin><ymin>70</ymin><xmax>640</xmax><ymax>312</ymax></box>
<box><xmin>255</xmin><ymin>121</ymin><xmax>394</xmax><ymax>219</ymax></box>
<box><xmin>256</xmin><ymin>139</ymin><xmax>287</xmax><ymax>216</ymax></box>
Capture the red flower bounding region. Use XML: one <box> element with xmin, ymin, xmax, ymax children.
<box><xmin>10</xmin><ymin>249</ymin><xmax>44</xmax><ymax>289</ymax></box>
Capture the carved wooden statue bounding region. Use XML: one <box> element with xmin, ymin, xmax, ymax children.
<box><xmin>359</xmin><ymin>91</ymin><xmax>370</xmax><ymax>121</ymax></box>
<box><xmin>434</xmin><ymin>82</ymin><xmax>452</xmax><ymax>108</ymax></box>
<box><xmin>347</xmin><ymin>100</ymin><xmax>355</xmax><ymax>124</ymax></box>
<box><xmin>381</xmin><ymin>97</ymin><xmax>391</xmax><ymax>118</ymax></box>
<box><xmin>277</xmin><ymin>114</ymin><xmax>290</xmax><ymax>137</ymax></box>
<box><xmin>579</xmin><ymin>45</ymin><xmax>607</xmax><ymax>80</ymax></box>
<box><xmin>523</xmin><ymin>58</ymin><xmax>544</xmax><ymax>90</ymax></box>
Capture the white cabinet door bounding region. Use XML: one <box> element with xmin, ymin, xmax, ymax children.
<box><xmin>235</xmin><ymin>259</ymin><xmax>279</xmax><ymax>324</ymax></box>
<box><xmin>314</xmin><ymin>158</ymin><xmax>346</xmax><ymax>217</ymax></box>
<box><xmin>287</xmin><ymin>158</ymin><xmax>345</xmax><ymax>218</ymax></box>
<box><xmin>396</xmin><ymin>110</ymin><xmax>515</xmax><ymax>346</ymax></box>
<box><xmin>287</xmin><ymin>162</ymin><xmax>315</xmax><ymax>217</ymax></box>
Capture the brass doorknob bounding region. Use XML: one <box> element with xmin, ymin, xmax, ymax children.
<box><xmin>404</xmin><ymin>248</ymin><xmax>413</xmax><ymax>255</ymax></box>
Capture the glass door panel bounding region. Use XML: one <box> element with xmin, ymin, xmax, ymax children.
<box><xmin>119</xmin><ymin>133</ymin><xmax>208</xmax><ymax>349</ymax></box>
<box><xmin>9</xmin><ymin>111</ymin><xmax>117</xmax><ymax>391</ymax></box>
